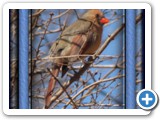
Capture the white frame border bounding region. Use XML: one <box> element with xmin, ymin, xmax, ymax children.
<box><xmin>3</xmin><ymin>2</ymin><xmax>151</xmax><ymax>115</ymax></box>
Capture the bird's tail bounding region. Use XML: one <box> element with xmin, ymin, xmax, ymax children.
<box><xmin>45</xmin><ymin>65</ymin><xmax>59</xmax><ymax>109</ymax></box>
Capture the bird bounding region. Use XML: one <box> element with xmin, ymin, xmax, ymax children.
<box><xmin>45</xmin><ymin>9</ymin><xmax>109</xmax><ymax>108</ymax></box>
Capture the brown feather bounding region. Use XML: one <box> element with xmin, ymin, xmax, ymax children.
<box><xmin>45</xmin><ymin>66</ymin><xmax>59</xmax><ymax>109</ymax></box>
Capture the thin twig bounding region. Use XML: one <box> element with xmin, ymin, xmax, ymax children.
<box><xmin>47</xmin><ymin>68</ymin><xmax>78</xmax><ymax>109</ymax></box>
<box><xmin>64</xmin><ymin>75</ymin><xmax>124</xmax><ymax>107</ymax></box>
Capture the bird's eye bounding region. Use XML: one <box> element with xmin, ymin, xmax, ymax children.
<box><xmin>96</xmin><ymin>14</ymin><xmax>100</xmax><ymax>18</ymax></box>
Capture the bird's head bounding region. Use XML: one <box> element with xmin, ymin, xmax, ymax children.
<box><xmin>82</xmin><ymin>9</ymin><xmax>110</xmax><ymax>26</ymax></box>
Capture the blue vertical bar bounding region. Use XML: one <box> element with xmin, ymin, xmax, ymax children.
<box><xmin>126</xmin><ymin>10</ymin><xmax>136</xmax><ymax>109</ymax></box>
<box><xmin>19</xmin><ymin>9</ymin><xmax>29</xmax><ymax>109</ymax></box>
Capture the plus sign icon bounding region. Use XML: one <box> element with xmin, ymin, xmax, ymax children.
<box><xmin>137</xmin><ymin>89</ymin><xmax>158</xmax><ymax>110</ymax></box>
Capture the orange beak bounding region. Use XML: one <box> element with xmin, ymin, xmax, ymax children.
<box><xmin>100</xmin><ymin>17</ymin><xmax>110</xmax><ymax>24</ymax></box>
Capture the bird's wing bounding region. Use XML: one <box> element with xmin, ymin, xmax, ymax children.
<box><xmin>49</xmin><ymin>19</ymin><xmax>99</xmax><ymax>64</ymax></box>
<box><xmin>70</xmin><ymin>30</ymin><xmax>96</xmax><ymax>55</ymax></box>
<box><xmin>49</xmin><ymin>20</ymin><xmax>91</xmax><ymax>56</ymax></box>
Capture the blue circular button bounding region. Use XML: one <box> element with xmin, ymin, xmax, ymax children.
<box><xmin>137</xmin><ymin>89</ymin><xmax>158</xmax><ymax>110</ymax></box>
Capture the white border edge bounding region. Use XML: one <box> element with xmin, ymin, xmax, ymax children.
<box><xmin>2</xmin><ymin>2</ymin><xmax>151</xmax><ymax>115</ymax></box>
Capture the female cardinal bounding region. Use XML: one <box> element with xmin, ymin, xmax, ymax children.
<box><xmin>45</xmin><ymin>9</ymin><xmax>109</xmax><ymax>108</ymax></box>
